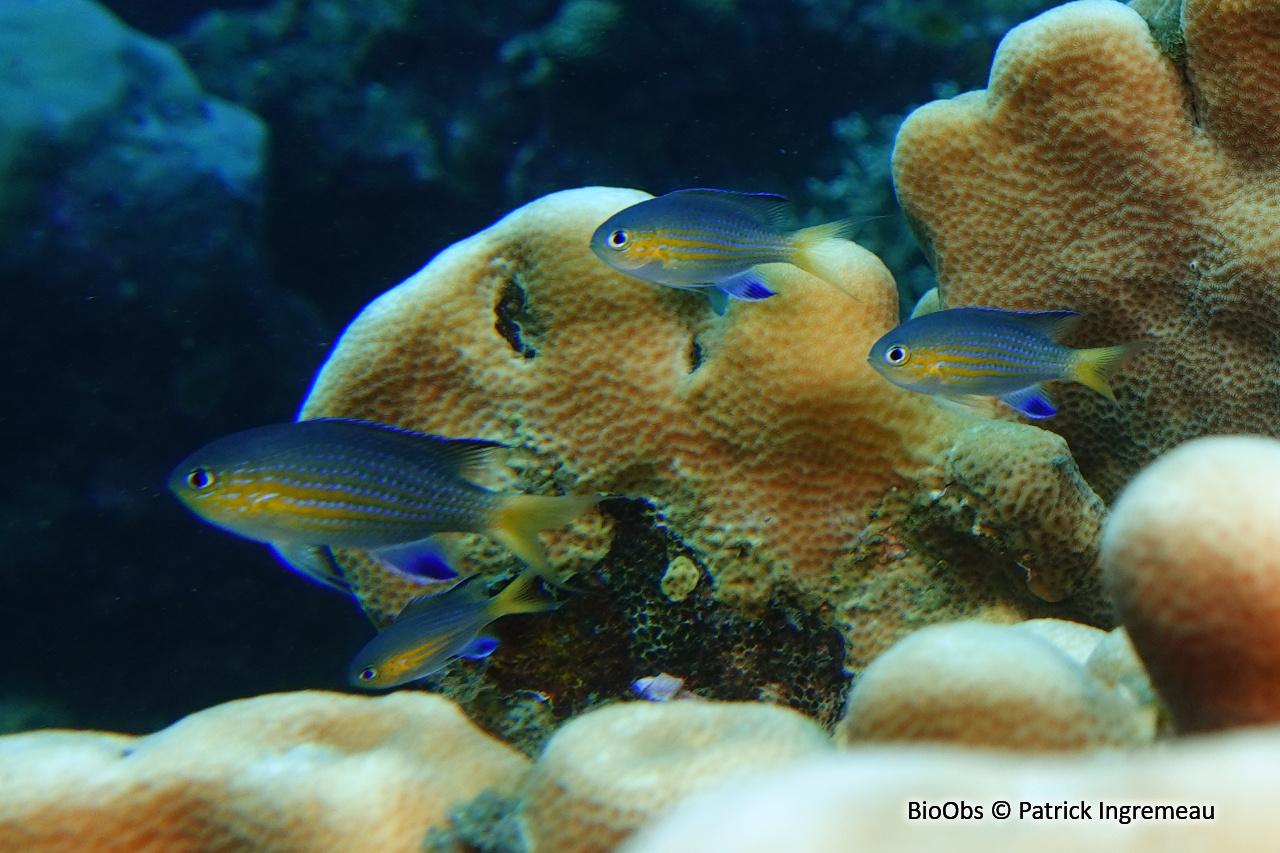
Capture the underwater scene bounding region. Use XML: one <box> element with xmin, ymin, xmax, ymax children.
<box><xmin>1</xmin><ymin>0</ymin><xmax>1275</xmax><ymax>848</ymax></box>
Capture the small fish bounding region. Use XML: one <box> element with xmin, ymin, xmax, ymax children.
<box><xmin>349</xmin><ymin>570</ymin><xmax>559</xmax><ymax>688</ymax></box>
<box><xmin>590</xmin><ymin>188</ymin><xmax>854</xmax><ymax>313</ymax></box>
<box><xmin>868</xmin><ymin>307</ymin><xmax>1144</xmax><ymax>418</ymax></box>
<box><xmin>168</xmin><ymin>418</ymin><xmax>598</xmax><ymax>587</ymax></box>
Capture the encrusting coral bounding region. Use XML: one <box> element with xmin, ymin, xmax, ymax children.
<box><xmin>299</xmin><ymin>186</ymin><xmax>1110</xmax><ymax>714</ymax></box>
<box><xmin>835</xmin><ymin>619</ymin><xmax>1156</xmax><ymax>750</ymax></box>
<box><xmin>0</xmin><ymin>691</ymin><xmax>529</xmax><ymax>853</ymax></box>
<box><xmin>1101</xmin><ymin>435</ymin><xmax>1280</xmax><ymax>734</ymax></box>
<box><xmin>515</xmin><ymin>700</ymin><xmax>832</xmax><ymax>853</ymax></box>
<box><xmin>892</xmin><ymin>0</ymin><xmax>1280</xmax><ymax>500</ymax></box>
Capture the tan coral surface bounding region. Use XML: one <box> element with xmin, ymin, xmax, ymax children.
<box><xmin>516</xmin><ymin>700</ymin><xmax>833</xmax><ymax>853</ymax></box>
<box><xmin>1101</xmin><ymin>435</ymin><xmax>1280</xmax><ymax>733</ymax></box>
<box><xmin>0</xmin><ymin>691</ymin><xmax>529</xmax><ymax>853</ymax></box>
<box><xmin>300</xmin><ymin>187</ymin><xmax>1109</xmax><ymax>673</ymax></box>
<box><xmin>893</xmin><ymin>0</ymin><xmax>1280</xmax><ymax>499</ymax></box>
<box><xmin>836</xmin><ymin>619</ymin><xmax>1155</xmax><ymax>750</ymax></box>
<box><xmin>621</xmin><ymin>725</ymin><xmax>1276</xmax><ymax>852</ymax></box>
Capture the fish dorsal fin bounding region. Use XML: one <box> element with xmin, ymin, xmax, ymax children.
<box><xmin>396</xmin><ymin>574</ymin><xmax>486</xmax><ymax>620</ymax></box>
<box><xmin>303</xmin><ymin>418</ymin><xmax>507</xmax><ymax>482</ymax></box>
<box><xmin>666</xmin><ymin>188</ymin><xmax>793</xmax><ymax>229</ymax></box>
<box><xmin>1012</xmin><ymin>310</ymin><xmax>1082</xmax><ymax>341</ymax></box>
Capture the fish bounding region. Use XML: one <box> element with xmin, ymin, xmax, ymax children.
<box><xmin>348</xmin><ymin>570</ymin><xmax>559</xmax><ymax>688</ymax></box>
<box><xmin>590</xmin><ymin>188</ymin><xmax>854</xmax><ymax>313</ymax></box>
<box><xmin>168</xmin><ymin>418</ymin><xmax>598</xmax><ymax>587</ymax></box>
<box><xmin>867</xmin><ymin>307</ymin><xmax>1144</xmax><ymax>419</ymax></box>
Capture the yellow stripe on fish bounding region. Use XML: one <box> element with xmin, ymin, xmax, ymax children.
<box><xmin>868</xmin><ymin>307</ymin><xmax>1145</xmax><ymax>419</ymax></box>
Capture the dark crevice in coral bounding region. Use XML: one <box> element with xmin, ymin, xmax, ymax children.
<box><xmin>494</xmin><ymin>277</ymin><xmax>537</xmax><ymax>359</ymax></box>
<box><xmin>687</xmin><ymin>335</ymin><xmax>704</xmax><ymax>373</ymax></box>
<box><xmin>426</xmin><ymin>499</ymin><xmax>850</xmax><ymax>755</ymax></box>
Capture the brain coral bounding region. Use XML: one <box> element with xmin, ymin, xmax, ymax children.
<box><xmin>0</xmin><ymin>691</ymin><xmax>528</xmax><ymax>853</ymax></box>
<box><xmin>300</xmin><ymin>186</ymin><xmax>1109</xmax><ymax>700</ymax></box>
<box><xmin>892</xmin><ymin>0</ymin><xmax>1280</xmax><ymax>499</ymax></box>
<box><xmin>1101</xmin><ymin>435</ymin><xmax>1280</xmax><ymax>734</ymax></box>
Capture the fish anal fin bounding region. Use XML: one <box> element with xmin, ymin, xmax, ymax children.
<box><xmin>460</xmin><ymin>635</ymin><xmax>500</xmax><ymax>660</ymax></box>
<box><xmin>717</xmin><ymin>269</ymin><xmax>776</xmax><ymax>303</ymax></box>
<box><xmin>371</xmin><ymin>537</ymin><xmax>459</xmax><ymax>581</ymax></box>
<box><xmin>1000</xmin><ymin>384</ymin><xmax>1058</xmax><ymax>419</ymax></box>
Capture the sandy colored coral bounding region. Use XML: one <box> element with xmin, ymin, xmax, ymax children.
<box><xmin>621</xmin><ymin>725</ymin><xmax>1280</xmax><ymax>852</ymax></box>
<box><xmin>836</xmin><ymin>619</ymin><xmax>1154</xmax><ymax>750</ymax></box>
<box><xmin>1101</xmin><ymin>435</ymin><xmax>1280</xmax><ymax>733</ymax></box>
<box><xmin>0</xmin><ymin>690</ymin><xmax>529</xmax><ymax>852</ymax></box>
<box><xmin>300</xmin><ymin>186</ymin><xmax>1109</xmax><ymax>676</ymax></box>
<box><xmin>892</xmin><ymin>0</ymin><xmax>1280</xmax><ymax>500</ymax></box>
<box><xmin>515</xmin><ymin>700</ymin><xmax>832</xmax><ymax>853</ymax></box>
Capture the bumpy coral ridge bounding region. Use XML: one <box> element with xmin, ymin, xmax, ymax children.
<box><xmin>0</xmin><ymin>691</ymin><xmax>529</xmax><ymax>853</ymax></box>
<box><xmin>836</xmin><ymin>619</ymin><xmax>1155</xmax><ymax>749</ymax></box>
<box><xmin>301</xmin><ymin>187</ymin><xmax>1108</xmax><ymax>672</ymax></box>
<box><xmin>892</xmin><ymin>0</ymin><xmax>1280</xmax><ymax>499</ymax></box>
<box><xmin>516</xmin><ymin>700</ymin><xmax>832</xmax><ymax>853</ymax></box>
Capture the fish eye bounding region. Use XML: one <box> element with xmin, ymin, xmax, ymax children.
<box><xmin>358</xmin><ymin>668</ymin><xmax>377</xmax><ymax>682</ymax></box>
<box><xmin>607</xmin><ymin>229</ymin><xmax>629</xmax><ymax>249</ymax></box>
<box><xmin>185</xmin><ymin>468</ymin><xmax>217</xmax><ymax>490</ymax></box>
<box><xmin>884</xmin><ymin>344</ymin><xmax>910</xmax><ymax>365</ymax></box>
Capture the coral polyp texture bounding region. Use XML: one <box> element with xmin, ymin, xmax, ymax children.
<box><xmin>892</xmin><ymin>0</ymin><xmax>1280</xmax><ymax>499</ymax></box>
<box><xmin>0</xmin><ymin>691</ymin><xmax>529</xmax><ymax>853</ymax></box>
<box><xmin>300</xmin><ymin>187</ymin><xmax>1109</xmax><ymax>721</ymax></box>
<box><xmin>1101</xmin><ymin>435</ymin><xmax>1280</xmax><ymax>734</ymax></box>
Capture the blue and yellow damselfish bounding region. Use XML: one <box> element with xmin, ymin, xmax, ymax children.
<box><xmin>348</xmin><ymin>569</ymin><xmax>559</xmax><ymax>689</ymax></box>
<box><xmin>868</xmin><ymin>307</ymin><xmax>1144</xmax><ymax>418</ymax></box>
<box><xmin>590</xmin><ymin>188</ymin><xmax>854</xmax><ymax>313</ymax></box>
<box><xmin>168</xmin><ymin>418</ymin><xmax>598</xmax><ymax>588</ymax></box>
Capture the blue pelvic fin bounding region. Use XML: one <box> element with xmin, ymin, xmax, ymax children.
<box><xmin>717</xmin><ymin>269</ymin><xmax>776</xmax><ymax>303</ymax></box>
<box><xmin>705</xmin><ymin>288</ymin><xmax>730</xmax><ymax>315</ymax></box>
<box><xmin>271</xmin><ymin>543</ymin><xmax>350</xmax><ymax>593</ymax></box>
<box><xmin>371</xmin><ymin>537</ymin><xmax>460</xmax><ymax>581</ymax></box>
<box><xmin>460</xmin><ymin>635</ymin><xmax>500</xmax><ymax>660</ymax></box>
<box><xmin>1001</xmin><ymin>384</ymin><xmax>1058</xmax><ymax>419</ymax></box>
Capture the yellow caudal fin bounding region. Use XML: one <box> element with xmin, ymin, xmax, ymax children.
<box><xmin>490</xmin><ymin>570</ymin><xmax>561</xmax><ymax>618</ymax></box>
<box><xmin>788</xmin><ymin>219</ymin><xmax>858</xmax><ymax>290</ymax></box>
<box><xmin>490</xmin><ymin>493</ymin><xmax>599</xmax><ymax>584</ymax></box>
<box><xmin>1074</xmin><ymin>341</ymin><xmax>1148</xmax><ymax>401</ymax></box>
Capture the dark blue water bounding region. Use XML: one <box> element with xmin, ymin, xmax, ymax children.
<box><xmin>0</xmin><ymin>0</ymin><xmax>1054</xmax><ymax>734</ymax></box>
